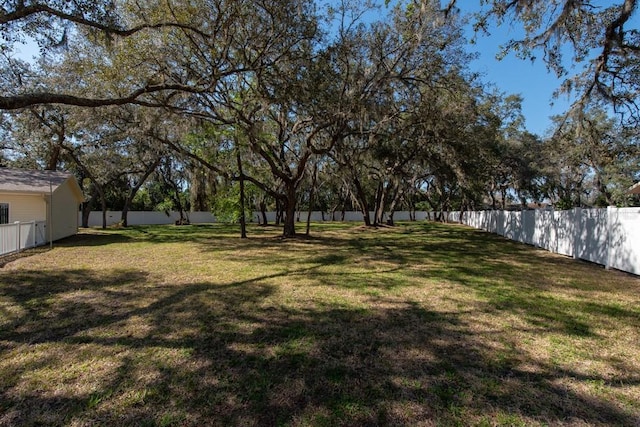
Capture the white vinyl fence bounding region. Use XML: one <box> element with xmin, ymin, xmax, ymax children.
<box><xmin>447</xmin><ymin>207</ymin><xmax>639</xmax><ymax>276</ymax></box>
<box><xmin>80</xmin><ymin>208</ymin><xmax>638</xmax><ymax>276</ymax></box>
<box><xmin>80</xmin><ymin>210</ymin><xmax>430</xmax><ymax>227</ymax></box>
<box><xmin>0</xmin><ymin>221</ymin><xmax>48</xmax><ymax>256</ymax></box>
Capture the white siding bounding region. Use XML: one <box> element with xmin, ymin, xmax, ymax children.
<box><xmin>50</xmin><ymin>180</ymin><xmax>80</xmax><ymax>241</ymax></box>
<box><xmin>0</xmin><ymin>180</ymin><xmax>80</xmax><ymax>243</ymax></box>
<box><xmin>0</xmin><ymin>193</ymin><xmax>47</xmax><ymax>223</ymax></box>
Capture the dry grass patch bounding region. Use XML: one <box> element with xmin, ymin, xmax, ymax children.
<box><xmin>1</xmin><ymin>222</ymin><xmax>639</xmax><ymax>426</ymax></box>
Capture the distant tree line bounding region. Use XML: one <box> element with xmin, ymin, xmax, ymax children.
<box><xmin>0</xmin><ymin>0</ymin><xmax>638</xmax><ymax>236</ymax></box>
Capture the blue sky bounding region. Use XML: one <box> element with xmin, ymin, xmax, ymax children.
<box><xmin>460</xmin><ymin>2</ymin><xmax>640</xmax><ymax>137</ymax></box>
<box><xmin>458</xmin><ymin>5</ymin><xmax>574</xmax><ymax>138</ymax></box>
<box><xmin>467</xmin><ymin>27</ymin><xmax>572</xmax><ymax>137</ymax></box>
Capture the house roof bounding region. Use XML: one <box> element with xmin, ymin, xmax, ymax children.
<box><xmin>0</xmin><ymin>167</ymin><xmax>84</xmax><ymax>201</ymax></box>
<box><xmin>629</xmin><ymin>182</ymin><xmax>640</xmax><ymax>195</ymax></box>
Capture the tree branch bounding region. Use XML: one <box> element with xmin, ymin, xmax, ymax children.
<box><xmin>0</xmin><ymin>83</ymin><xmax>205</xmax><ymax>110</ymax></box>
<box><xmin>0</xmin><ymin>3</ymin><xmax>211</xmax><ymax>39</ymax></box>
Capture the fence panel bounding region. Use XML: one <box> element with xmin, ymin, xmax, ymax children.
<box><xmin>19</xmin><ymin>221</ymin><xmax>35</xmax><ymax>250</ymax></box>
<box><xmin>0</xmin><ymin>221</ymin><xmax>43</xmax><ymax>256</ymax></box>
<box><xmin>521</xmin><ymin>210</ymin><xmax>536</xmax><ymax>245</ymax></box>
<box><xmin>0</xmin><ymin>222</ymin><xmax>19</xmax><ymax>255</ymax></box>
<box><xmin>453</xmin><ymin>207</ymin><xmax>639</xmax><ymax>276</ymax></box>
<box><xmin>533</xmin><ymin>210</ymin><xmax>553</xmax><ymax>251</ymax></box>
<box><xmin>608</xmin><ymin>207</ymin><xmax>640</xmax><ymax>275</ymax></box>
<box><xmin>554</xmin><ymin>210</ymin><xmax>574</xmax><ymax>257</ymax></box>
<box><xmin>505</xmin><ymin>211</ymin><xmax>523</xmax><ymax>242</ymax></box>
<box><xmin>577</xmin><ymin>209</ymin><xmax>609</xmax><ymax>265</ymax></box>
<box><xmin>35</xmin><ymin>221</ymin><xmax>47</xmax><ymax>246</ymax></box>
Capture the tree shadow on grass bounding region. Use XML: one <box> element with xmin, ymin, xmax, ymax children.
<box><xmin>0</xmin><ymin>246</ymin><xmax>52</xmax><ymax>268</ymax></box>
<box><xmin>57</xmin><ymin>231</ymin><xmax>135</xmax><ymax>247</ymax></box>
<box><xmin>0</xmin><ymin>232</ymin><xmax>135</xmax><ymax>268</ymax></box>
<box><xmin>2</xmin><ymin>222</ymin><xmax>639</xmax><ymax>425</ymax></box>
<box><xmin>1</xmin><ymin>265</ymin><xmax>639</xmax><ymax>426</ymax></box>
<box><xmin>55</xmin><ymin>224</ymin><xmax>242</xmax><ymax>250</ymax></box>
<box><xmin>0</xmin><ymin>268</ymin><xmax>151</xmax><ymax>346</ymax></box>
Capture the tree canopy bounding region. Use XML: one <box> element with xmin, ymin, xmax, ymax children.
<box><xmin>464</xmin><ymin>0</ymin><xmax>640</xmax><ymax>126</ymax></box>
<box><xmin>1</xmin><ymin>0</ymin><xmax>638</xmax><ymax>237</ymax></box>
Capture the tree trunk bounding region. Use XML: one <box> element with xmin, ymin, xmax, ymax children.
<box><xmin>101</xmin><ymin>196</ymin><xmax>107</xmax><ymax>230</ymax></box>
<box><xmin>259</xmin><ymin>200</ymin><xmax>268</xmax><ymax>225</ymax></box>
<box><xmin>282</xmin><ymin>196</ymin><xmax>297</xmax><ymax>237</ymax></box>
<box><xmin>385</xmin><ymin>181</ymin><xmax>402</xmax><ymax>226</ymax></box>
<box><xmin>45</xmin><ymin>125</ymin><xmax>65</xmax><ymax>171</ymax></box>
<box><xmin>275</xmin><ymin>199</ymin><xmax>282</xmax><ymax>225</ymax></box>
<box><xmin>352</xmin><ymin>176</ymin><xmax>371</xmax><ymax>226</ymax></box>
<box><xmin>121</xmin><ymin>203</ymin><xmax>130</xmax><ymax>227</ymax></box>
<box><xmin>80</xmin><ymin>184</ymin><xmax>98</xmax><ymax>228</ymax></box>
<box><xmin>373</xmin><ymin>181</ymin><xmax>385</xmax><ymax>226</ymax></box>
<box><xmin>47</xmin><ymin>143</ymin><xmax>61</xmax><ymax>171</ymax></box>
<box><xmin>82</xmin><ymin>203</ymin><xmax>91</xmax><ymax>228</ymax></box>
<box><xmin>237</xmin><ymin>152</ymin><xmax>247</xmax><ymax>239</ymax></box>
<box><xmin>305</xmin><ymin>207</ymin><xmax>313</xmax><ymax>235</ymax></box>
<box><xmin>169</xmin><ymin>177</ymin><xmax>186</xmax><ymax>224</ymax></box>
<box><xmin>306</xmin><ymin>163</ymin><xmax>318</xmax><ymax>236</ymax></box>
<box><xmin>89</xmin><ymin>181</ymin><xmax>108</xmax><ymax>229</ymax></box>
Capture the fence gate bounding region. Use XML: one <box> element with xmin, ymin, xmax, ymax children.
<box><xmin>35</xmin><ymin>221</ymin><xmax>47</xmax><ymax>246</ymax></box>
<box><xmin>0</xmin><ymin>221</ymin><xmax>48</xmax><ymax>256</ymax></box>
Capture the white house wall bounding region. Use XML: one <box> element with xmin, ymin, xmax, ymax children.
<box><xmin>0</xmin><ymin>193</ymin><xmax>47</xmax><ymax>223</ymax></box>
<box><xmin>50</xmin><ymin>181</ymin><xmax>80</xmax><ymax>241</ymax></box>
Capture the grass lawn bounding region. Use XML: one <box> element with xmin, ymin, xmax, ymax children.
<box><xmin>1</xmin><ymin>221</ymin><xmax>639</xmax><ymax>426</ymax></box>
